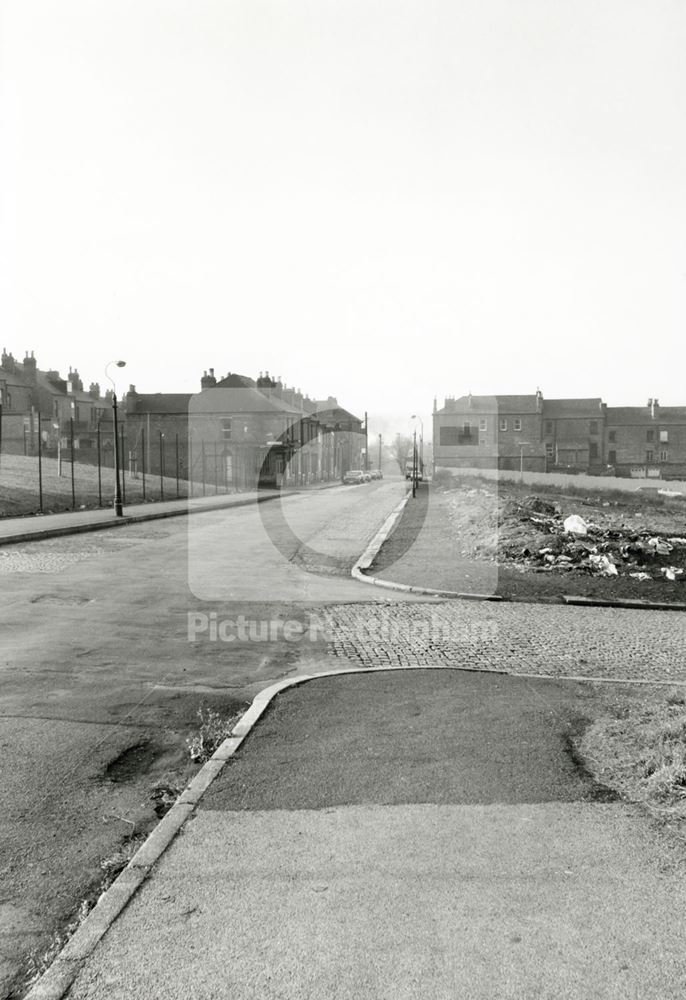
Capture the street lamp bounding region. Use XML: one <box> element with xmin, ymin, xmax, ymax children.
<box><xmin>411</xmin><ymin>414</ymin><xmax>424</xmax><ymax>489</ymax></box>
<box><xmin>105</xmin><ymin>360</ymin><xmax>126</xmax><ymax>516</ymax></box>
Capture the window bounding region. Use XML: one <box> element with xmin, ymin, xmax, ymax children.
<box><xmin>545</xmin><ymin>421</ymin><xmax>553</xmax><ymax>434</ymax></box>
<box><xmin>660</xmin><ymin>450</ymin><xmax>669</xmax><ymax>461</ymax></box>
<box><xmin>221</xmin><ymin>418</ymin><xmax>232</xmax><ymax>440</ymax></box>
<box><xmin>589</xmin><ymin>442</ymin><xmax>599</xmax><ymax>459</ymax></box>
<box><xmin>660</xmin><ymin>430</ymin><xmax>669</xmax><ymax>443</ymax></box>
<box><xmin>608</xmin><ymin>431</ymin><xmax>616</xmax><ymax>443</ymax></box>
<box><xmin>646</xmin><ymin>450</ymin><xmax>654</xmax><ymax>462</ymax></box>
<box><xmin>608</xmin><ymin>450</ymin><xmax>617</xmax><ymax>464</ymax></box>
<box><xmin>589</xmin><ymin>420</ymin><xmax>598</xmax><ymax>434</ymax></box>
<box><xmin>513</xmin><ymin>418</ymin><xmax>522</xmax><ymax>432</ymax></box>
<box><xmin>646</xmin><ymin>429</ymin><xmax>654</xmax><ymax>442</ymax></box>
<box><xmin>479</xmin><ymin>418</ymin><xmax>487</xmax><ymax>432</ymax></box>
<box><xmin>499</xmin><ymin>418</ymin><xmax>507</xmax><ymax>431</ymax></box>
<box><xmin>545</xmin><ymin>443</ymin><xmax>554</xmax><ymax>458</ymax></box>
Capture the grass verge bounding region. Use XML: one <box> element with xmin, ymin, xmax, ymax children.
<box><xmin>579</xmin><ymin>687</ymin><xmax>686</xmax><ymax>827</ymax></box>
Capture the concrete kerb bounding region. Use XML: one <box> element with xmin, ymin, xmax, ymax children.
<box><xmin>0</xmin><ymin>483</ymin><xmax>344</xmax><ymax>548</ymax></box>
<box><xmin>351</xmin><ymin>488</ymin><xmax>503</xmax><ymax>602</ymax></box>
<box><xmin>350</xmin><ymin>488</ymin><xmax>686</xmax><ymax>612</ymax></box>
<box><xmin>23</xmin><ymin>658</ymin><xmax>686</xmax><ymax>1000</ymax></box>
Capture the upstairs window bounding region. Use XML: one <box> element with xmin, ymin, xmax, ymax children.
<box><xmin>608</xmin><ymin>430</ymin><xmax>616</xmax><ymax>443</ymax></box>
<box><xmin>513</xmin><ymin>418</ymin><xmax>522</xmax><ymax>432</ymax></box>
<box><xmin>221</xmin><ymin>418</ymin><xmax>232</xmax><ymax>440</ymax></box>
<box><xmin>545</xmin><ymin>421</ymin><xmax>553</xmax><ymax>434</ymax></box>
<box><xmin>479</xmin><ymin>418</ymin><xmax>487</xmax><ymax>432</ymax></box>
<box><xmin>590</xmin><ymin>420</ymin><xmax>598</xmax><ymax>434</ymax></box>
<box><xmin>660</xmin><ymin>430</ymin><xmax>669</xmax><ymax>443</ymax></box>
<box><xmin>646</xmin><ymin>429</ymin><xmax>654</xmax><ymax>442</ymax></box>
<box><xmin>499</xmin><ymin>418</ymin><xmax>507</xmax><ymax>431</ymax></box>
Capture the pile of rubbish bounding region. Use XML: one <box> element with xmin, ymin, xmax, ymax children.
<box><xmin>503</xmin><ymin>495</ymin><xmax>686</xmax><ymax>581</ymax></box>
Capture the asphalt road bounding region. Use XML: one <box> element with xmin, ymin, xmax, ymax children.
<box><xmin>0</xmin><ymin>480</ymin><xmax>413</xmax><ymax>998</ymax></box>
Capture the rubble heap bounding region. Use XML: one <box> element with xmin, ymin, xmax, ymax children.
<box><xmin>503</xmin><ymin>495</ymin><xmax>686</xmax><ymax>581</ymax></box>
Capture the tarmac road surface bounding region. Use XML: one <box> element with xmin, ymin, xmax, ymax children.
<box><xmin>0</xmin><ymin>480</ymin><xmax>415</xmax><ymax>998</ymax></box>
<box><xmin>65</xmin><ymin>670</ymin><xmax>686</xmax><ymax>1000</ymax></box>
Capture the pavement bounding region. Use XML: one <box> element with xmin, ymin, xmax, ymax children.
<box><xmin>9</xmin><ymin>482</ymin><xmax>686</xmax><ymax>999</ymax></box>
<box><xmin>0</xmin><ymin>490</ymin><xmax>292</xmax><ymax>545</ymax></box>
<box><xmin>26</xmin><ymin>668</ymin><xmax>686</xmax><ymax>1000</ymax></box>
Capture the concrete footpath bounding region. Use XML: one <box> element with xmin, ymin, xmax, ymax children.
<box><xmin>0</xmin><ymin>489</ymin><xmax>306</xmax><ymax>545</ymax></box>
<box><xmin>29</xmin><ymin>669</ymin><xmax>686</xmax><ymax>1000</ymax></box>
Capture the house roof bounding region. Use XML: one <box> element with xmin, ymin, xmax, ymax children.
<box><xmin>312</xmin><ymin>404</ymin><xmax>363</xmax><ymax>427</ymax></box>
<box><xmin>605</xmin><ymin>407</ymin><xmax>657</xmax><ymax>426</ymax></box>
<box><xmin>127</xmin><ymin>393</ymin><xmax>194</xmax><ymax>415</ymax></box>
<box><xmin>192</xmin><ymin>387</ymin><xmax>303</xmax><ymax>415</ymax></box>
<box><xmin>657</xmin><ymin>406</ymin><xmax>686</xmax><ymax>423</ymax></box>
<box><xmin>0</xmin><ymin>363</ymin><xmax>31</xmax><ymax>388</ymax></box>
<box><xmin>438</xmin><ymin>394</ymin><xmax>539</xmax><ymax>414</ymax></box>
<box><xmin>543</xmin><ymin>398</ymin><xmax>603</xmax><ymax>416</ymax></box>
<box><xmin>605</xmin><ymin>406</ymin><xmax>686</xmax><ymax>426</ymax></box>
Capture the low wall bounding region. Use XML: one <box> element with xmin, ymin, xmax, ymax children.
<box><xmin>436</xmin><ymin>466</ymin><xmax>686</xmax><ymax>495</ymax></box>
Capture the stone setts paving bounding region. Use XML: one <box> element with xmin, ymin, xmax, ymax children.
<box><xmin>320</xmin><ymin>600</ymin><xmax>686</xmax><ymax>684</ymax></box>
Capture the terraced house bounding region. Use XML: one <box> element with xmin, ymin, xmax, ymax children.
<box><xmin>433</xmin><ymin>392</ymin><xmax>686</xmax><ymax>479</ymax></box>
<box><xmin>125</xmin><ymin>370</ymin><xmax>364</xmax><ymax>489</ymax></box>
<box><xmin>0</xmin><ymin>349</ymin><xmax>116</xmax><ymax>458</ymax></box>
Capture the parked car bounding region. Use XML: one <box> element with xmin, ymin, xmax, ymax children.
<box><xmin>342</xmin><ymin>469</ymin><xmax>366</xmax><ymax>484</ymax></box>
<box><xmin>370</xmin><ymin>469</ymin><xmax>383</xmax><ymax>479</ymax></box>
<box><xmin>404</xmin><ymin>457</ymin><xmax>424</xmax><ymax>480</ymax></box>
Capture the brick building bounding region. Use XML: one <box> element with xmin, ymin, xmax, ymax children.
<box><xmin>0</xmin><ymin>349</ymin><xmax>115</xmax><ymax>457</ymax></box>
<box><xmin>433</xmin><ymin>394</ymin><xmax>546</xmax><ymax>473</ymax></box>
<box><xmin>125</xmin><ymin>369</ymin><xmax>364</xmax><ymax>489</ymax></box>
<box><xmin>434</xmin><ymin>392</ymin><xmax>686</xmax><ymax>479</ymax></box>
<box><xmin>605</xmin><ymin>401</ymin><xmax>686</xmax><ymax>480</ymax></box>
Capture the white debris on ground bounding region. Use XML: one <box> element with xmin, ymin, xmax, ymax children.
<box><xmin>440</xmin><ymin>484</ymin><xmax>686</xmax><ymax>582</ymax></box>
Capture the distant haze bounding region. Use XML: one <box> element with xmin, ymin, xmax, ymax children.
<box><xmin>2</xmin><ymin>1</ymin><xmax>685</xmax><ymax>426</ymax></box>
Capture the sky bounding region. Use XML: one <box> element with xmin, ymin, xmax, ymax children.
<box><xmin>2</xmin><ymin>0</ymin><xmax>685</xmax><ymax>441</ymax></box>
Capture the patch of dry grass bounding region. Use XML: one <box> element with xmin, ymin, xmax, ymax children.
<box><xmin>580</xmin><ymin>688</ymin><xmax>686</xmax><ymax>822</ymax></box>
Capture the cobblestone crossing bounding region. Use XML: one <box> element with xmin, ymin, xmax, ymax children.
<box><xmin>320</xmin><ymin>600</ymin><xmax>686</xmax><ymax>684</ymax></box>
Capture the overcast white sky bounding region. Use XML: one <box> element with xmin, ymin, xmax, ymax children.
<box><xmin>2</xmin><ymin>0</ymin><xmax>685</xmax><ymax>438</ymax></box>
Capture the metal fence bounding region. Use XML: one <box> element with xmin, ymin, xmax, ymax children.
<box><xmin>0</xmin><ymin>414</ymin><xmax>237</xmax><ymax>518</ymax></box>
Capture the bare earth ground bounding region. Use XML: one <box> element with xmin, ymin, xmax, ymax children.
<box><xmin>371</xmin><ymin>477</ymin><xmax>686</xmax><ymax>603</ymax></box>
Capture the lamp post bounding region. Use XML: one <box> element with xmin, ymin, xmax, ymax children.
<box><xmin>105</xmin><ymin>360</ymin><xmax>126</xmax><ymax>516</ymax></box>
<box><xmin>411</xmin><ymin>414</ymin><xmax>424</xmax><ymax>486</ymax></box>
